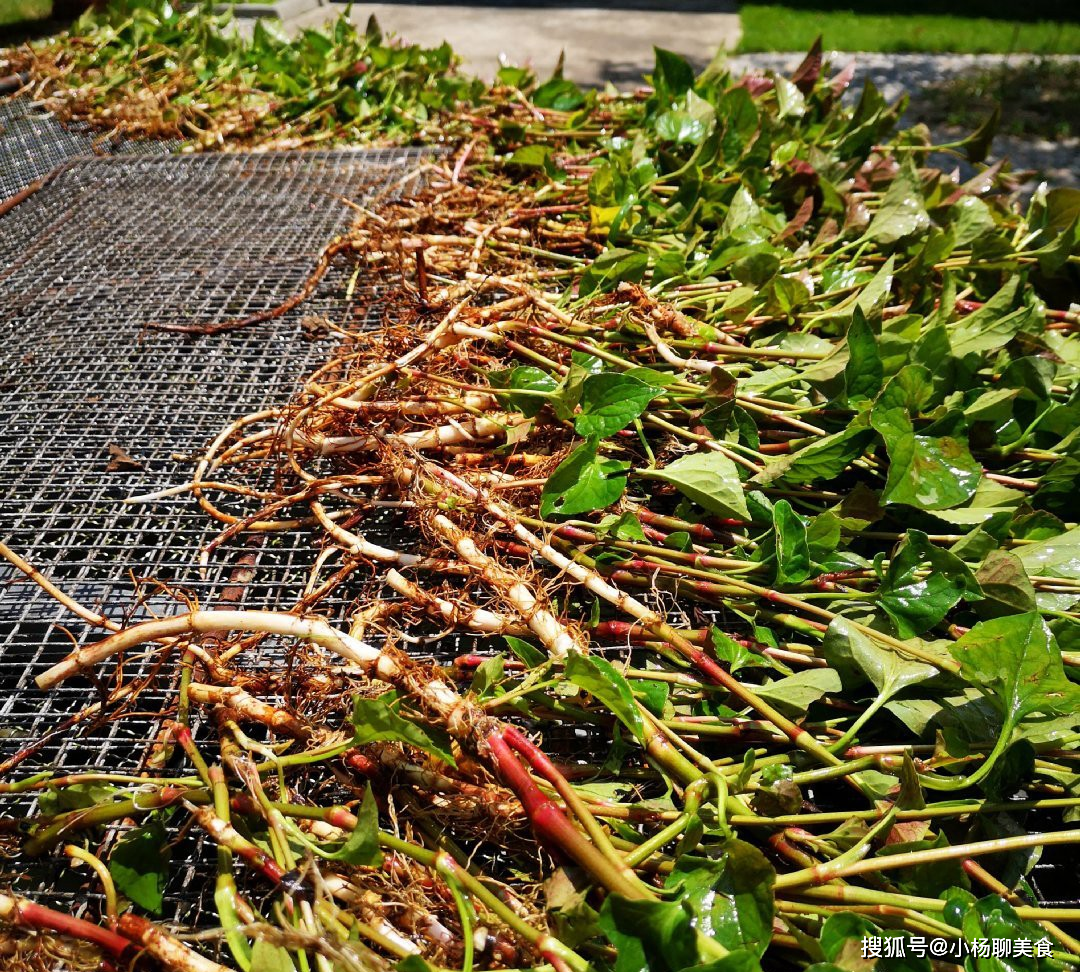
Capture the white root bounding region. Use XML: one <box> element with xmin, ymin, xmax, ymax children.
<box><xmin>34</xmin><ymin>609</ymin><xmax>482</xmax><ymax>752</ymax></box>
<box><xmin>118</xmin><ymin>915</ymin><xmax>234</xmax><ymax>972</ymax></box>
<box><xmin>429</xmin><ymin>468</ymin><xmax>668</xmax><ymax>631</ymax></box>
<box><xmin>320</xmin><ymin>880</ymin><xmax>421</xmax><ymax>955</ymax></box>
<box><xmin>431</xmin><ymin>515</ymin><xmax>580</xmax><ymax>659</ymax></box>
<box><xmin>36</xmin><ymin>611</ymin><xmax>380</xmax><ymax>690</ymax></box>
<box><xmin>642</xmin><ymin>321</ymin><xmax>713</xmax><ymax>372</ymax></box>
<box><xmin>345</xmin><ymin>393</ymin><xmax>496</xmax><ymax>416</ymax></box>
<box><xmin>295</xmin><ymin>414</ymin><xmax>523</xmax><ymax>456</ymax></box>
<box><xmin>311</xmin><ymin>501</ymin><xmax>426</xmax><ymax>567</ymax></box>
<box><xmin>385</xmin><ymin>569</ymin><xmax>521</xmax><ymax>635</ymax></box>
<box><xmin>187</xmin><ymin>683</ymin><xmax>310</xmax><ymax>738</ymax></box>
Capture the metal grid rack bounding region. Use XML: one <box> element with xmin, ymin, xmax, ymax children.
<box><xmin>0</xmin><ymin>149</ymin><xmax>435</xmax><ymax>929</ymax></box>
<box><xmin>0</xmin><ymin>98</ymin><xmax>178</xmax><ymax>199</ymax></box>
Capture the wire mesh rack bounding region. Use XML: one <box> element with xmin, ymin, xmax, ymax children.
<box><xmin>0</xmin><ymin>98</ymin><xmax>179</xmax><ymax>199</ymax></box>
<box><xmin>0</xmin><ymin>148</ymin><xmax>441</xmax><ymax>931</ymax></box>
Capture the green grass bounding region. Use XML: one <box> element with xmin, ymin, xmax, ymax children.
<box><xmin>0</xmin><ymin>0</ymin><xmax>52</xmax><ymax>27</ymax></box>
<box><xmin>737</xmin><ymin>5</ymin><xmax>1080</xmax><ymax>54</ymax></box>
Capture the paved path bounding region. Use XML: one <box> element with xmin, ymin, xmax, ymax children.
<box><xmin>285</xmin><ymin>3</ymin><xmax>741</xmax><ymax>85</ymax></box>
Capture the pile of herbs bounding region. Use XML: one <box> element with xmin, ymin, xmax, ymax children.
<box><xmin>0</xmin><ymin>0</ymin><xmax>483</xmax><ymax>147</ymax></box>
<box><xmin>3</xmin><ymin>18</ymin><xmax>1080</xmax><ymax>972</ymax></box>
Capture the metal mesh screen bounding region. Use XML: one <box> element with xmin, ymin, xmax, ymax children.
<box><xmin>0</xmin><ymin>98</ymin><xmax>178</xmax><ymax>198</ymax></box>
<box><xmin>0</xmin><ymin>149</ymin><xmax>437</xmax><ymax>928</ymax></box>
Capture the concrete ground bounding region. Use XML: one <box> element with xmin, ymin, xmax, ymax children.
<box><xmin>284</xmin><ymin>3</ymin><xmax>741</xmax><ymax>85</ymax></box>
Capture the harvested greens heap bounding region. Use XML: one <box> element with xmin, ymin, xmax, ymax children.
<box><xmin>5</xmin><ymin>7</ymin><xmax>1080</xmax><ymax>972</ymax></box>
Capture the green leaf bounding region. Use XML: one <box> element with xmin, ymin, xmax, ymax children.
<box><xmin>1031</xmin><ymin>215</ymin><xmax>1078</xmax><ymax>275</ymax></box>
<box><xmin>250</xmin><ymin>940</ymin><xmax>297</xmax><ymax>972</ymax></box>
<box><xmin>646</xmin><ymin>451</ymin><xmax>749</xmax><ymax>521</ymax></box>
<box><xmin>508</xmin><ymin>144</ymin><xmax>555</xmax><ymax>174</ymax></box>
<box><xmin>532</xmin><ymin>78</ymin><xmax>586</xmax><ymax>111</ymax></box>
<box><xmin>982</xmin><ymin>739</ymin><xmax>1036</xmax><ymax>800</ymax></box>
<box><xmin>843</xmin><ymin>310</ymin><xmax>883</xmax><ymax>404</ymax></box>
<box><xmin>634</xmin><ymin>680</ymin><xmax>670</xmax><ymax>719</ymax></box>
<box><xmin>813</xmin><ymin>256</ymin><xmax>896</xmax><ymax>328</ymax></box>
<box><xmin>489</xmin><ymin>365</ymin><xmax>557</xmax><ymax>417</ymax></box>
<box><xmin>599</xmin><ymin>894</ymin><xmax>699</xmax><ymax>972</ymax></box>
<box><xmin>962</xmin><ymin>103</ymin><xmax>1000</xmax><ymax>164</ymax></box>
<box><xmin>656</xmin><ymin>98</ymin><xmax>713</xmax><ymax>145</ymax></box>
<box><xmin>880</xmin><ymin>429</ymin><xmax>981</xmax><ymax>511</ymax></box>
<box><xmin>721</xmin><ymin>186</ymin><xmax>763</xmax><ymax>239</ymax></box>
<box><xmin>38</xmin><ymin>782</ymin><xmax>119</xmax><ymax>817</ymax></box>
<box><xmin>876</xmin><ymin>530</ymin><xmax>983</xmax><ymax>637</ymax></box>
<box><xmin>949</xmin><ymin>195</ymin><xmax>996</xmax><ymax>247</ymax></box>
<box><xmin>470</xmin><ymin>655</ymin><xmax>506</xmax><ymax>699</ymax></box>
<box><xmin>947</xmin><ymin>276</ymin><xmax>1024</xmax><ymax>356</ymax></box>
<box><xmin>566</xmin><ymin>654</ymin><xmax>644</xmax><ymax>741</ymax></box>
<box><xmin>576</xmin><ymin>373</ymin><xmax>661</xmax><ymax>438</ymax></box>
<box><xmin>953</xmin><ymin>305</ymin><xmax>1035</xmax><ymax>358</ymax></box>
<box><xmin>709</xmin><ymin>628</ymin><xmax>758</xmax><ymax>675</ymax></box>
<box><xmin>959</xmin><ymin>895</ymin><xmax>1052</xmax><ymax>972</ymax></box>
<box><xmin>886</xmin><ymin>689</ymin><xmax>998</xmax><ymax>740</ymax></box>
<box><xmin>875</xmin><ymin>831</ymin><xmax>968</xmax><ymax>898</ymax></box>
<box><xmin>580</xmin><ymin>248</ymin><xmax>650</xmax><ymax>296</ymax></box>
<box><xmin>771</xmin><ymin>500</ymin><xmax>811</xmax><ymax>586</ymax></box>
<box><xmin>504</xmin><ymin>635</ymin><xmax>546</xmax><ymax>668</ymax></box>
<box><xmin>818</xmin><ymin>912</ymin><xmax>881</xmax><ymax>971</ymax></box>
<box><xmin>949</xmin><ymin>613</ymin><xmax>1080</xmax><ymax>735</ymax></box>
<box><xmin>540</xmin><ymin>438</ymin><xmax>630</xmax><ymax>518</ymax></box>
<box><xmin>1015</xmin><ymin>524</ymin><xmax>1080</xmax><ymax>580</ymax></box>
<box><xmin>773</xmin><ymin>75</ymin><xmax>806</xmax><ymax>118</ymax></box>
<box><xmin>872</xmin><ymin>373</ymin><xmax>981</xmax><ymax>511</ymax></box>
<box><xmin>597</xmin><ymin>511</ymin><xmax>647</xmax><ymax>541</ymax></box>
<box><xmin>625</xmin><ymin>366</ymin><xmax>678</xmax><ymax>389</ymax></box>
<box><xmin>549</xmin><ymin>362</ymin><xmax>590</xmax><ymax>423</ymax></box>
<box><xmin>864</xmin><ymin>159</ymin><xmax>929</xmax><ymax>245</ymax></box>
<box><xmin>666</xmin><ymin>840</ymin><xmax>775</xmax><ymax>958</ymax></box>
<box><xmin>396</xmin><ymin>958</ymin><xmax>435</xmax><ymax>972</ymax></box>
<box><xmin>351</xmin><ymin>692</ymin><xmax>456</xmax><ymax>765</ymax></box>
<box><xmin>755</xmin><ymin>426</ymin><xmax>874</xmax><ymax>486</ymax></box>
<box><xmin>652</xmin><ymin>47</ymin><xmax>695</xmax><ymax>101</ymax></box>
<box><xmin>925</xmin><ymin>477</ymin><xmax>1025</xmax><ymax>528</ymax></box>
<box><xmin>717</xmin><ymin>87</ymin><xmax>759</xmax><ymax>163</ymax></box>
<box><xmin>109</xmin><ymin>817</ymin><xmax>170</xmax><ymax>915</ymax></box>
<box><xmin>823</xmin><ymin>617</ymin><xmax>936</xmax><ymax>698</ymax></box>
<box><xmin>323</xmin><ymin>786</ymin><xmax>383</xmax><ymax>866</ymax></box>
<box><xmin>755</xmin><ymin>668</ymin><xmax>841</xmax><ymax>719</ymax></box>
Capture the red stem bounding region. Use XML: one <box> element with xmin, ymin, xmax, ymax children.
<box><xmin>485</xmin><ymin>731</ymin><xmax>642</xmax><ymax>898</ymax></box>
<box><xmin>13</xmin><ymin>900</ymin><xmax>132</xmax><ymax>959</ymax></box>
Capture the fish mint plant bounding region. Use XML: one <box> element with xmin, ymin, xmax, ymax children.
<box><xmin>3</xmin><ymin>25</ymin><xmax>1080</xmax><ymax>972</ymax></box>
